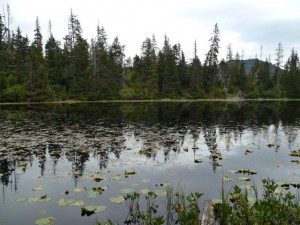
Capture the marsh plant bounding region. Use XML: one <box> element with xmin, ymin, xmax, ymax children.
<box><xmin>96</xmin><ymin>187</ymin><xmax>203</xmax><ymax>225</ymax></box>
<box><xmin>215</xmin><ymin>178</ymin><xmax>300</xmax><ymax>225</ymax></box>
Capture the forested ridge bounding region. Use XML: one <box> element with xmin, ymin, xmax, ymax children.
<box><xmin>0</xmin><ymin>9</ymin><xmax>300</xmax><ymax>102</ymax></box>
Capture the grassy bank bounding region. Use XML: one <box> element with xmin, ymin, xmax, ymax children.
<box><xmin>1</xmin><ymin>98</ymin><xmax>300</xmax><ymax>105</ymax></box>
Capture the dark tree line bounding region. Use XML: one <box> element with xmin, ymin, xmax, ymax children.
<box><xmin>0</xmin><ymin>9</ymin><xmax>300</xmax><ymax>102</ymax></box>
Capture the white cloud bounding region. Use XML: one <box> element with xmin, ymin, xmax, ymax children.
<box><xmin>3</xmin><ymin>0</ymin><xmax>300</xmax><ymax>63</ymax></box>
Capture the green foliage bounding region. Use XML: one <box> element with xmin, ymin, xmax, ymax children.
<box><xmin>215</xmin><ymin>178</ymin><xmax>300</xmax><ymax>225</ymax></box>
<box><xmin>0</xmin><ymin>10</ymin><xmax>300</xmax><ymax>102</ymax></box>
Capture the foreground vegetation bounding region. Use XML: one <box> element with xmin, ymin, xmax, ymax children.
<box><xmin>1</xmin><ymin>6</ymin><xmax>300</xmax><ymax>102</ymax></box>
<box><xmin>95</xmin><ymin>179</ymin><xmax>300</xmax><ymax>225</ymax></box>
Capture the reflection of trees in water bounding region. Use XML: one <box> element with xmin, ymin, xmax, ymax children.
<box><xmin>0</xmin><ymin>101</ymin><xmax>300</xmax><ymax>188</ymax></box>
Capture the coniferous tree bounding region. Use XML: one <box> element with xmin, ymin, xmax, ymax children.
<box><xmin>189</xmin><ymin>40</ymin><xmax>203</xmax><ymax>98</ymax></box>
<box><xmin>204</xmin><ymin>23</ymin><xmax>220</xmax><ymax>93</ymax></box>
<box><xmin>158</xmin><ymin>35</ymin><xmax>180</xmax><ymax>98</ymax></box>
<box><xmin>140</xmin><ymin>36</ymin><xmax>159</xmax><ymax>98</ymax></box>
<box><xmin>283</xmin><ymin>48</ymin><xmax>300</xmax><ymax>98</ymax></box>
<box><xmin>274</xmin><ymin>42</ymin><xmax>284</xmax><ymax>93</ymax></box>
<box><xmin>26</xmin><ymin>17</ymin><xmax>48</xmax><ymax>100</ymax></box>
<box><xmin>45</xmin><ymin>21</ymin><xmax>65</xmax><ymax>98</ymax></box>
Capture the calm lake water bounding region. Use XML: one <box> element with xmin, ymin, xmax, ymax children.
<box><xmin>0</xmin><ymin>101</ymin><xmax>300</xmax><ymax>225</ymax></box>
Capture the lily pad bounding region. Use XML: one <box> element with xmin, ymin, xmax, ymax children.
<box><xmin>16</xmin><ymin>196</ymin><xmax>29</xmax><ymax>203</ymax></box>
<box><xmin>239</xmin><ymin>184</ymin><xmax>252</xmax><ymax>190</ymax></box>
<box><xmin>111</xmin><ymin>175</ymin><xmax>122</xmax><ymax>181</ymax></box>
<box><xmin>140</xmin><ymin>189</ymin><xmax>150</xmax><ymax>194</ymax></box>
<box><xmin>280</xmin><ymin>183</ymin><xmax>290</xmax><ymax>190</ymax></box>
<box><xmin>35</xmin><ymin>217</ymin><xmax>55</xmax><ymax>225</ymax></box>
<box><xmin>291</xmin><ymin>160</ymin><xmax>300</xmax><ymax>164</ymax></box>
<box><xmin>125</xmin><ymin>169</ymin><xmax>136</xmax><ymax>178</ymax></box>
<box><xmin>194</xmin><ymin>159</ymin><xmax>202</xmax><ymax>163</ymax></box>
<box><xmin>228</xmin><ymin>170</ymin><xmax>238</xmax><ymax>174</ymax></box>
<box><xmin>33</xmin><ymin>176</ymin><xmax>46</xmax><ymax>181</ymax></box>
<box><xmin>290</xmin><ymin>183</ymin><xmax>300</xmax><ymax>189</ymax></box>
<box><xmin>33</xmin><ymin>186</ymin><xmax>44</xmax><ymax>191</ymax></box>
<box><xmin>238</xmin><ymin>177</ymin><xmax>251</xmax><ymax>181</ymax></box>
<box><xmin>81</xmin><ymin>205</ymin><xmax>107</xmax><ymax>216</ymax></box>
<box><xmin>28</xmin><ymin>195</ymin><xmax>51</xmax><ymax>203</ymax></box>
<box><xmin>223</xmin><ymin>175</ymin><xmax>233</xmax><ymax>182</ymax></box>
<box><xmin>155</xmin><ymin>182</ymin><xmax>170</xmax><ymax>187</ymax></box>
<box><xmin>92</xmin><ymin>175</ymin><xmax>106</xmax><ymax>182</ymax></box>
<box><xmin>245</xmin><ymin>150</ymin><xmax>254</xmax><ymax>155</ymax></box>
<box><xmin>57</xmin><ymin>198</ymin><xmax>84</xmax><ymax>207</ymax></box>
<box><xmin>110</xmin><ymin>196</ymin><xmax>125</xmax><ymax>204</ymax></box>
<box><xmin>120</xmin><ymin>188</ymin><xmax>134</xmax><ymax>194</ymax></box>
<box><xmin>73</xmin><ymin>188</ymin><xmax>83</xmax><ymax>193</ymax></box>
<box><xmin>87</xmin><ymin>186</ymin><xmax>107</xmax><ymax>198</ymax></box>
<box><xmin>289</xmin><ymin>150</ymin><xmax>300</xmax><ymax>157</ymax></box>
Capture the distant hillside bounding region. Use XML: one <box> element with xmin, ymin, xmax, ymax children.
<box><xmin>243</xmin><ymin>59</ymin><xmax>277</xmax><ymax>75</ymax></box>
<box><xmin>224</xmin><ymin>59</ymin><xmax>279</xmax><ymax>76</ymax></box>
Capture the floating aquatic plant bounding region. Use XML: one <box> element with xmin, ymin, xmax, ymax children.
<box><xmin>110</xmin><ymin>196</ymin><xmax>125</xmax><ymax>204</ymax></box>
<box><xmin>81</xmin><ymin>205</ymin><xmax>107</xmax><ymax>216</ymax></box>
<box><xmin>35</xmin><ymin>216</ymin><xmax>55</xmax><ymax>225</ymax></box>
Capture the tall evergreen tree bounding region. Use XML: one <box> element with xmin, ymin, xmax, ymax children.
<box><xmin>274</xmin><ymin>42</ymin><xmax>284</xmax><ymax>92</ymax></box>
<box><xmin>140</xmin><ymin>36</ymin><xmax>159</xmax><ymax>98</ymax></box>
<box><xmin>189</xmin><ymin>40</ymin><xmax>203</xmax><ymax>98</ymax></box>
<box><xmin>45</xmin><ymin>21</ymin><xmax>65</xmax><ymax>98</ymax></box>
<box><xmin>158</xmin><ymin>35</ymin><xmax>180</xmax><ymax>98</ymax></box>
<box><xmin>283</xmin><ymin>48</ymin><xmax>300</xmax><ymax>98</ymax></box>
<box><xmin>26</xmin><ymin>17</ymin><xmax>48</xmax><ymax>100</ymax></box>
<box><xmin>204</xmin><ymin>23</ymin><xmax>220</xmax><ymax>93</ymax></box>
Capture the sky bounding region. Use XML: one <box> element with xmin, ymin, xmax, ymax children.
<box><xmin>3</xmin><ymin>0</ymin><xmax>300</xmax><ymax>64</ymax></box>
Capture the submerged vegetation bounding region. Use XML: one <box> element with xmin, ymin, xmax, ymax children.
<box><xmin>0</xmin><ymin>6</ymin><xmax>300</xmax><ymax>102</ymax></box>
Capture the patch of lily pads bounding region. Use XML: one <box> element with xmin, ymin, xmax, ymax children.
<box><xmin>17</xmin><ymin>195</ymin><xmax>51</xmax><ymax>203</ymax></box>
<box><xmin>228</xmin><ymin>169</ymin><xmax>257</xmax><ymax>175</ymax></box>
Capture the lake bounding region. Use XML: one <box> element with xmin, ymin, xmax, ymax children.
<box><xmin>0</xmin><ymin>101</ymin><xmax>300</xmax><ymax>225</ymax></box>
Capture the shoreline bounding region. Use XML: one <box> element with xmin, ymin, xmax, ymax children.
<box><xmin>0</xmin><ymin>98</ymin><xmax>299</xmax><ymax>105</ymax></box>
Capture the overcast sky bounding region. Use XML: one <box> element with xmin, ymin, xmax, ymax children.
<box><xmin>3</xmin><ymin>0</ymin><xmax>300</xmax><ymax>63</ymax></box>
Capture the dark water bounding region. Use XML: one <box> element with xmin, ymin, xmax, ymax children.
<box><xmin>0</xmin><ymin>101</ymin><xmax>300</xmax><ymax>225</ymax></box>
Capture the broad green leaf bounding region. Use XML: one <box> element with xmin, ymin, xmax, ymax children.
<box><xmin>81</xmin><ymin>205</ymin><xmax>107</xmax><ymax>216</ymax></box>
<box><xmin>223</xmin><ymin>175</ymin><xmax>233</xmax><ymax>182</ymax></box>
<box><xmin>120</xmin><ymin>188</ymin><xmax>134</xmax><ymax>194</ymax></box>
<box><xmin>16</xmin><ymin>196</ymin><xmax>28</xmax><ymax>203</ymax></box>
<box><xmin>238</xmin><ymin>177</ymin><xmax>250</xmax><ymax>181</ymax></box>
<box><xmin>139</xmin><ymin>189</ymin><xmax>150</xmax><ymax>194</ymax></box>
<box><xmin>28</xmin><ymin>195</ymin><xmax>51</xmax><ymax>203</ymax></box>
<box><xmin>57</xmin><ymin>198</ymin><xmax>84</xmax><ymax>207</ymax></box>
<box><xmin>110</xmin><ymin>196</ymin><xmax>125</xmax><ymax>204</ymax></box>
<box><xmin>111</xmin><ymin>175</ymin><xmax>122</xmax><ymax>181</ymax></box>
<box><xmin>35</xmin><ymin>217</ymin><xmax>55</xmax><ymax>225</ymax></box>
<box><xmin>33</xmin><ymin>186</ymin><xmax>44</xmax><ymax>191</ymax></box>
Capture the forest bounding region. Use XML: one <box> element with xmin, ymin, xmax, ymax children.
<box><xmin>0</xmin><ymin>8</ymin><xmax>300</xmax><ymax>102</ymax></box>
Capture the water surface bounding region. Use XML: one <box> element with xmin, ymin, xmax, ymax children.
<box><xmin>0</xmin><ymin>101</ymin><xmax>300</xmax><ymax>224</ymax></box>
